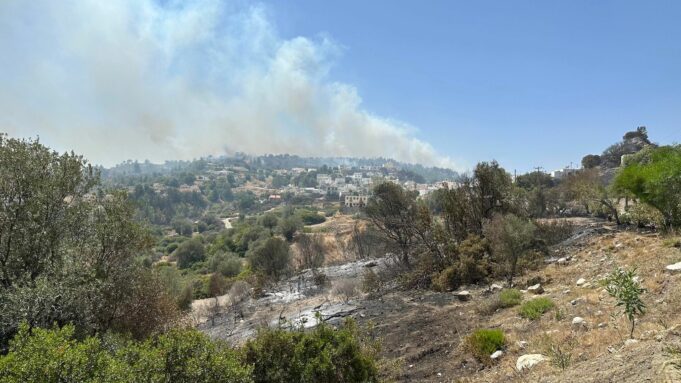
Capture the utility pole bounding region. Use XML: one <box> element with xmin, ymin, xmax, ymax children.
<box><xmin>533</xmin><ymin>166</ymin><xmax>544</xmax><ymax>189</ymax></box>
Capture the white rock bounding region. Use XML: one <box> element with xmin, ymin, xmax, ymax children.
<box><xmin>665</xmin><ymin>262</ymin><xmax>681</xmax><ymax>273</ymax></box>
<box><xmin>598</xmin><ymin>322</ymin><xmax>607</xmax><ymax>329</ymax></box>
<box><xmin>516</xmin><ymin>354</ymin><xmax>547</xmax><ymax>371</ymax></box>
<box><xmin>557</xmin><ymin>257</ymin><xmax>569</xmax><ymax>265</ymax></box>
<box><xmin>455</xmin><ymin>291</ymin><xmax>471</xmax><ymax>301</ymax></box>
<box><xmin>576</xmin><ymin>278</ymin><xmax>586</xmax><ymax>286</ymax></box>
<box><xmin>624</xmin><ymin>339</ymin><xmax>639</xmax><ymax>347</ymax></box>
<box><xmin>491</xmin><ymin>350</ymin><xmax>504</xmax><ymax>360</ymax></box>
<box><xmin>516</xmin><ymin>340</ymin><xmax>528</xmax><ymax>349</ymax></box>
<box><xmin>490</xmin><ymin>283</ymin><xmax>504</xmax><ymax>291</ymax></box>
<box><xmin>582</xmin><ymin>282</ymin><xmax>592</xmax><ymax>289</ymax></box>
<box><xmin>527</xmin><ymin>284</ymin><xmax>544</xmax><ymax>294</ymax></box>
<box><xmin>572</xmin><ymin>317</ymin><xmax>587</xmax><ymax>328</ymax></box>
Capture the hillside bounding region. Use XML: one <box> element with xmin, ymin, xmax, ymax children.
<box><xmin>194</xmin><ymin>218</ymin><xmax>681</xmax><ymax>382</ymax></box>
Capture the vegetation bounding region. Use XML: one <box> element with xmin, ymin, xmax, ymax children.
<box><xmin>0</xmin><ymin>324</ymin><xmax>252</xmax><ymax>383</ymax></box>
<box><xmin>243</xmin><ymin>318</ymin><xmax>379</xmax><ymax>383</ymax></box>
<box><xmin>465</xmin><ymin>329</ymin><xmax>506</xmax><ymax>364</ymax></box>
<box><xmin>498</xmin><ymin>288</ymin><xmax>523</xmax><ymax>307</ymax></box>
<box><xmin>519</xmin><ymin>297</ymin><xmax>555</xmax><ymax>320</ymax></box>
<box><xmin>604</xmin><ymin>268</ymin><xmax>646</xmax><ymax>338</ymax></box>
<box><xmin>483</xmin><ymin>214</ymin><xmax>536</xmax><ymax>287</ymax></box>
<box><xmin>614</xmin><ymin>145</ymin><xmax>681</xmax><ymax>230</ymax></box>
<box><xmin>247</xmin><ymin>237</ymin><xmax>291</xmax><ymax>280</ymax></box>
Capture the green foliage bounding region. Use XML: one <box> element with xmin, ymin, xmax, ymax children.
<box><xmin>209</xmin><ymin>252</ymin><xmax>243</xmax><ymax>277</ymax></box>
<box><xmin>0</xmin><ymin>324</ymin><xmax>253</xmax><ymax>383</ymax></box>
<box><xmin>483</xmin><ymin>214</ymin><xmax>536</xmax><ymax>286</ymax></box>
<box><xmin>604</xmin><ymin>267</ymin><xmax>646</xmax><ymax>338</ymax></box>
<box><xmin>175</xmin><ymin>239</ymin><xmax>206</xmax><ymax>269</ymax></box>
<box><xmin>278</xmin><ymin>217</ymin><xmax>302</xmax><ymax>242</ymax></box>
<box><xmin>243</xmin><ymin>318</ymin><xmax>379</xmax><ymax>383</ymax></box>
<box><xmin>247</xmin><ymin>237</ymin><xmax>291</xmax><ymax>280</ymax></box>
<box><xmin>519</xmin><ymin>297</ymin><xmax>555</xmax><ymax>320</ymax></box>
<box><xmin>498</xmin><ymin>288</ymin><xmax>522</xmax><ymax>307</ymax></box>
<box><xmin>614</xmin><ymin>145</ymin><xmax>681</xmax><ymax>230</ymax></box>
<box><xmin>465</xmin><ymin>329</ymin><xmax>506</xmax><ymax>364</ymax></box>
<box><xmin>296</xmin><ymin>209</ymin><xmax>326</xmax><ymax>225</ymax></box>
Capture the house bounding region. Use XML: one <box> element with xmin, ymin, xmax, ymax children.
<box><xmin>344</xmin><ymin>195</ymin><xmax>369</xmax><ymax>208</ymax></box>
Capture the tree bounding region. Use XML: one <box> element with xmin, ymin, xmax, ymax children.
<box><xmin>581</xmin><ymin>154</ymin><xmax>602</xmax><ymax>169</ymax></box>
<box><xmin>259</xmin><ymin>213</ymin><xmax>279</xmax><ymax>234</ymax></box>
<box><xmin>604</xmin><ymin>268</ymin><xmax>646</xmax><ymax>338</ymax></box>
<box><xmin>483</xmin><ymin>214</ymin><xmax>536</xmax><ymax>287</ymax></box>
<box><xmin>614</xmin><ymin>145</ymin><xmax>681</xmax><ymax>230</ymax></box>
<box><xmin>563</xmin><ymin>169</ymin><xmax>622</xmax><ymax>223</ymax></box>
<box><xmin>474</xmin><ymin>161</ymin><xmax>513</xmax><ymax>220</ymax></box>
<box><xmin>0</xmin><ymin>134</ymin><xmax>177</xmax><ymax>347</ymax></box>
<box><xmin>278</xmin><ymin>216</ymin><xmax>302</xmax><ymax>242</ymax></box>
<box><xmin>175</xmin><ymin>238</ymin><xmax>206</xmax><ymax>269</ymax></box>
<box><xmin>248</xmin><ymin>237</ymin><xmax>291</xmax><ymax>280</ymax></box>
<box><xmin>297</xmin><ymin>234</ymin><xmax>325</xmax><ymax>271</ymax></box>
<box><xmin>365</xmin><ymin>182</ymin><xmax>418</xmax><ymax>267</ymax></box>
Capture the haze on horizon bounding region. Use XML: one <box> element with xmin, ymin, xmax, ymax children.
<box><xmin>1</xmin><ymin>0</ymin><xmax>679</xmax><ymax>172</ymax></box>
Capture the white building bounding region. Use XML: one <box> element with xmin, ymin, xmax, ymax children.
<box><xmin>344</xmin><ymin>195</ymin><xmax>369</xmax><ymax>208</ymax></box>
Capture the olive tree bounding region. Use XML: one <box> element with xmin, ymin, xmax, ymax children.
<box><xmin>483</xmin><ymin>214</ymin><xmax>536</xmax><ymax>287</ymax></box>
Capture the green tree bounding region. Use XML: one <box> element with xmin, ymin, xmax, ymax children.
<box><xmin>604</xmin><ymin>268</ymin><xmax>646</xmax><ymax>338</ymax></box>
<box><xmin>175</xmin><ymin>239</ymin><xmax>206</xmax><ymax>269</ymax></box>
<box><xmin>614</xmin><ymin>145</ymin><xmax>681</xmax><ymax>230</ymax></box>
<box><xmin>259</xmin><ymin>213</ymin><xmax>279</xmax><ymax>234</ymax></box>
<box><xmin>483</xmin><ymin>214</ymin><xmax>536</xmax><ymax>287</ymax></box>
<box><xmin>365</xmin><ymin>182</ymin><xmax>418</xmax><ymax>268</ymax></box>
<box><xmin>278</xmin><ymin>217</ymin><xmax>302</xmax><ymax>242</ymax></box>
<box><xmin>247</xmin><ymin>237</ymin><xmax>291</xmax><ymax>280</ymax></box>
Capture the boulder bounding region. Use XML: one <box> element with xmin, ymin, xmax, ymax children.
<box><xmin>516</xmin><ymin>354</ymin><xmax>547</xmax><ymax>371</ymax></box>
<box><xmin>576</xmin><ymin>278</ymin><xmax>586</xmax><ymax>286</ymax></box>
<box><xmin>490</xmin><ymin>350</ymin><xmax>504</xmax><ymax>360</ymax></box>
<box><xmin>490</xmin><ymin>283</ymin><xmax>504</xmax><ymax>292</ymax></box>
<box><xmin>572</xmin><ymin>317</ymin><xmax>587</xmax><ymax>329</ymax></box>
<box><xmin>665</xmin><ymin>262</ymin><xmax>681</xmax><ymax>273</ymax></box>
<box><xmin>527</xmin><ymin>284</ymin><xmax>544</xmax><ymax>294</ymax></box>
<box><xmin>455</xmin><ymin>291</ymin><xmax>471</xmax><ymax>301</ymax></box>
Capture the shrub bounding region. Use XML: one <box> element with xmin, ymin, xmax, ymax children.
<box><xmin>243</xmin><ymin>318</ymin><xmax>379</xmax><ymax>383</ymax></box>
<box><xmin>604</xmin><ymin>267</ymin><xmax>646</xmax><ymax>338</ymax></box>
<box><xmin>498</xmin><ymin>288</ymin><xmax>522</xmax><ymax>307</ymax></box>
<box><xmin>0</xmin><ymin>324</ymin><xmax>253</xmax><ymax>383</ymax></box>
<box><xmin>176</xmin><ymin>239</ymin><xmax>206</xmax><ymax>269</ymax></box>
<box><xmin>332</xmin><ymin>279</ymin><xmax>359</xmax><ymax>303</ymax></box>
<box><xmin>519</xmin><ymin>297</ymin><xmax>555</xmax><ymax>320</ymax></box>
<box><xmin>361</xmin><ymin>269</ymin><xmax>383</xmax><ymax>297</ymax></box>
<box><xmin>247</xmin><ymin>237</ymin><xmax>291</xmax><ymax>281</ymax></box>
<box><xmin>465</xmin><ymin>329</ymin><xmax>506</xmax><ymax>364</ymax></box>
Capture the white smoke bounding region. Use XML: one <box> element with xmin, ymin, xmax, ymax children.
<box><xmin>0</xmin><ymin>0</ymin><xmax>459</xmax><ymax>169</ymax></box>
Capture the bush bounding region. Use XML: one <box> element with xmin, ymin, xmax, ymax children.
<box><xmin>209</xmin><ymin>252</ymin><xmax>243</xmax><ymax>277</ymax></box>
<box><xmin>176</xmin><ymin>239</ymin><xmax>206</xmax><ymax>269</ymax></box>
<box><xmin>498</xmin><ymin>288</ymin><xmax>522</xmax><ymax>307</ymax></box>
<box><xmin>247</xmin><ymin>237</ymin><xmax>291</xmax><ymax>281</ymax></box>
<box><xmin>243</xmin><ymin>318</ymin><xmax>379</xmax><ymax>383</ymax></box>
<box><xmin>519</xmin><ymin>297</ymin><xmax>555</xmax><ymax>320</ymax></box>
<box><xmin>465</xmin><ymin>329</ymin><xmax>506</xmax><ymax>364</ymax></box>
<box><xmin>296</xmin><ymin>209</ymin><xmax>326</xmax><ymax>225</ymax></box>
<box><xmin>332</xmin><ymin>279</ymin><xmax>359</xmax><ymax>303</ymax></box>
<box><xmin>0</xmin><ymin>324</ymin><xmax>253</xmax><ymax>383</ymax></box>
<box><xmin>361</xmin><ymin>269</ymin><xmax>383</xmax><ymax>297</ymax></box>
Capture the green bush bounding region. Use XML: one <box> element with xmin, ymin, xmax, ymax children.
<box><xmin>465</xmin><ymin>329</ymin><xmax>506</xmax><ymax>364</ymax></box>
<box><xmin>243</xmin><ymin>318</ymin><xmax>379</xmax><ymax>383</ymax></box>
<box><xmin>499</xmin><ymin>289</ymin><xmax>522</xmax><ymax>307</ymax></box>
<box><xmin>519</xmin><ymin>297</ymin><xmax>555</xmax><ymax>320</ymax></box>
<box><xmin>0</xmin><ymin>324</ymin><xmax>253</xmax><ymax>383</ymax></box>
<box><xmin>296</xmin><ymin>209</ymin><xmax>326</xmax><ymax>225</ymax></box>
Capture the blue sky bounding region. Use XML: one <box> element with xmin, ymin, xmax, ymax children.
<box><xmin>270</xmin><ymin>0</ymin><xmax>681</xmax><ymax>172</ymax></box>
<box><xmin>1</xmin><ymin>1</ymin><xmax>679</xmax><ymax>172</ymax></box>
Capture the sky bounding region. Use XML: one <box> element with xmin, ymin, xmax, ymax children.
<box><xmin>1</xmin><ymin>1</ymin><xmax>680</xmax><ymax>172</ymax></box>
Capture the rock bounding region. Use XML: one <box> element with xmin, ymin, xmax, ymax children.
<box><xmin>624</xmin><ymin>339</ymin><xmax>639</xmax><ymax>347</ymax></box>
<box><xmin>455</xmin><ymin>291</ymin><xmax>471</xmax><ymax>301</ymax></box>
<box><xmin>437</xmin><ymin>372</ymin><xmax>442</xmax><ymax>377</ymax></box>
<box><xmin>598</xmin><ymin>322</ymin><xmax>607</xmax><ymax>329</ymax></box>
<box><xmin>516</xmin><ymin>340</ymin><xmax>528</xmax><ymax>349</ymax></box>
<box><xmin>572</xmin><ymin>317</ymin><xmax>587</xmax><ymax>329</ymax></box>
<box><xmin>490</xmin><ymin>283</ymin><xmax>504</xmax><ymax>291</ymax></box>
<box><xmin>582</xmin><ymin>282</ymin><xmax>592</xmax><ymax>289</ymax></box>
<box><xmin>576</xmin><ymin>278</ymin><xmax>586</xmax><ymax>286</ymax></box>
<box><xmin>491</xmin><ymin>350</ymin><xmax>504</xmax><ymax>360</ymax></box>
<box><xmin>665</xmin><ymin>262</ymin><xmax>681</xmax><ymax>273</ymax></box>
<box><xmin>516</xmin><ymin>354</ymin><xmax>547</xmax><ymax>371</ymax></box>
<box><xmin>557</xmin><ymin>257</ymin><xmax>569</xmax><ymax>265</ymax></box>
<box><xmin>570</xmin><ymin>299</ymin><xmax>579</xmax><ymax>306</ymax></box>
<box><xmin>527</xmin><ymin>284</ymin><xmax>544</xmax><ymax>294</ymax></box>
<box><xmin>563</xmin><ymin>289</ymin><xmax>571</xmax><ymax>294</ymax></box>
